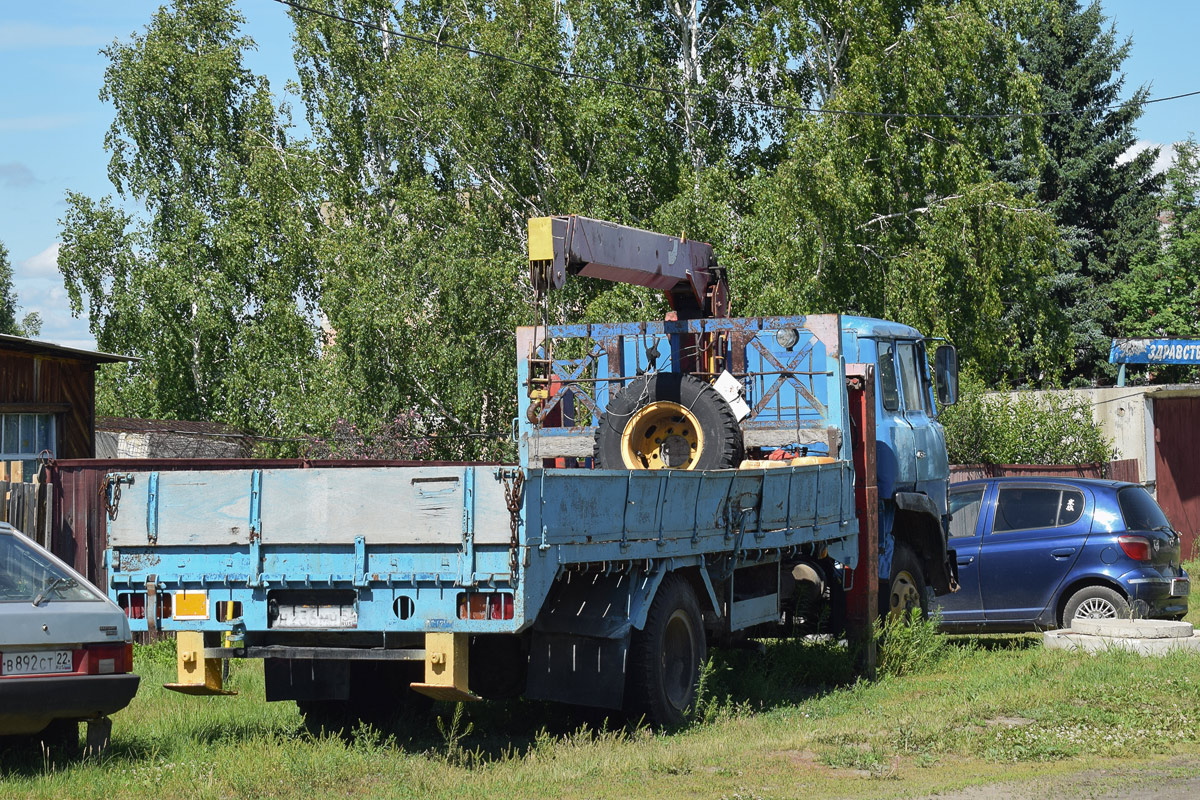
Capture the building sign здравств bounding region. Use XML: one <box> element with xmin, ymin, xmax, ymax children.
<box><xmin>1109</xmin><ymin>339</ymin><xmax>1200</xmax><ymax>365</ymax></box>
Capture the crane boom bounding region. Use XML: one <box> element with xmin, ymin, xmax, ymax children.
<box><xmin>528</xmin><ymin>215</ymin><xmax>729</xmax><ymax>318</ymax></box>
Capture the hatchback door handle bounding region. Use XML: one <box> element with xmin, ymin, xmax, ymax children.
<box><xmin>1051</xmin><ymin>548</ymin><xmax>1076</xmax><ymax>559</ymax></box>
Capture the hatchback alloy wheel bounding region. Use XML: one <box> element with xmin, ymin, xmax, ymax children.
<box><xmin>1073</xmin><ymin>597</ymin><xmax>1119</xmax><ymax>619</ymax></box>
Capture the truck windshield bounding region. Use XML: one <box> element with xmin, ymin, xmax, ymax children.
<box><xmin>0</xmin><ymin>532</ymin><xmax>102</xmax><ymax>604</ymax></box>
<box><xmin>878</xmin><ymin>341</ymin><xmax>899</xmax><ymax>411</ymax></box>
<box><xmin>896</xmin><ymin>342</ymin><xmax>927</xmax><ymax>414</ymax></box>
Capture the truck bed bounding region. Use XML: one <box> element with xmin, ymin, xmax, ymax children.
<box><xmin>106</xmin><ymin>461</ymin><xmax>857</xmax><ymax>635</ymax></box>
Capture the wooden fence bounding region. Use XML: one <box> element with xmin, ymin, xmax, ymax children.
<box><xmin>0</xmin><ymin>460</ymin><xmax>53</xmax><ymax>548</ymax></box>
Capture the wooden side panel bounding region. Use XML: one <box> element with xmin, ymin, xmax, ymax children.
<box><xmin>106</xmin><ymin>467</ymin><xmax>511</xmax><ymax>548</ymax></box>
<box><xmin>1153</xmin><ymin>397</ymin><xmax>1200</xmax><ymax>561</ymax></box>
<box><xmin>109</xmin><ymin>471</ymin><xmax>254</xmax><ymax>547</ymax></box>
<box><xmin>0</xmin><ymin>353</ymin><xmax>36</xmax><ymax>403</ymax></box>
<box><xmin>0</xmin><ymin>354</ymin><xmax>97</xmax><ymax>459</ymax></box>
<box><xmin>55</xmin><ymin>360</ymin><xmax>97</xmax><ymax>459</ymax></box>
<box><xmin>263</xmin><ymin>467</ymin><xmax>476</xmax><ymax>545</ymax></box>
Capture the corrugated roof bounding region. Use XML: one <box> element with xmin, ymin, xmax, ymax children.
<box><xmin>96</xmin><ymin>417</ymin><xmax>246</xmax><ymax>436</ymax></box>
<box><xmin>0</xmin><ymin>334</ymin><xmax>134</xmax><ymax>364</ymax></box>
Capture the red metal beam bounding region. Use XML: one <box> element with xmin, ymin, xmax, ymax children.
<box><xmin>844</xmin><ymin>364</ymin><xmax>878</xmax><ymax>675</ymax></box>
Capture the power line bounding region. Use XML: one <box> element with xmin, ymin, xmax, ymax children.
<box><xmin>273</xmin><ymin>0</ymin><xmax>1200</xmax><ymax>121</ymax></box>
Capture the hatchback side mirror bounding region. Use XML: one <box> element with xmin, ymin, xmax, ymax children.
<box><xmin>934</xmin><ymin>345</ymin><xmax>958</xmax><ymax>406</ymax></box>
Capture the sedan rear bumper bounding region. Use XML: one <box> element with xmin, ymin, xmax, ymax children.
<box><xmin>0</xmin><ymin>673</ymin><xmax>140</xmax><ymax>723</ymax></box>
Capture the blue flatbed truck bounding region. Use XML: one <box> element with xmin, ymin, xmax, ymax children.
<box><xmin>103</xmin><ymin>218</ymin><xmax>959</xmax><ymax>726</ymax></box>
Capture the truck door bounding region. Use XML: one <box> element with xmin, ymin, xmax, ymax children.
<box><xmin>875</xmin><ymin>339</ymin><xmax>916</xmax><ymax>496</ymax></box>
<box><xmin>978</xmin><ymin>483</ymin><xmax>1090</xmax><ymax>624</ymax></box>
<box><xmin>895</xmin><ymin>340</ymin><xmax>945</xmax><ymax>495</ymax></box>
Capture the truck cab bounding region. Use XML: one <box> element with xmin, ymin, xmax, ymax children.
<box><xmin>841</xmin><ymin>316</ymin><xmax>959</xmax><ymax>613</ymax></box>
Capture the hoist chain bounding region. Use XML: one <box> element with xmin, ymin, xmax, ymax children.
<box><xmin>99</xmin><ymin>475</ymin><xmax>122</xmax><ymax>521</ymax></box>
<box><xmin>502</xmin><ymin>470</ymin><xmax>525</xmax><ymax>578</ymax></box>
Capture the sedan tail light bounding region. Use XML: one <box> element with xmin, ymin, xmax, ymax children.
<box><xmin>1118</xmin><ymin>534</ymin><xmax>1152</xmax><ymax>562</ymax></box>
<box><xmin>84</xmin><ymin>643</ymin><xmax>134</xmax><ymax>675</ymax></box>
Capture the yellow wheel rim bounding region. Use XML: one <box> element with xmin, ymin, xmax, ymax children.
<box><xmin>888</xmin><ymin>569</ymin><xmax>922</xmax><ymax>622</ymax></box>
<box><xmin>619</xmin><ymin>401</ymin><xmax>705</xmax><ymax>470</ymax></box>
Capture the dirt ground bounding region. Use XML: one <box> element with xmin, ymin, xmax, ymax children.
<box><xmin>919</xmin><ymin>757</ymin><xmax>1200</xmax><ymax>799</ymax></box>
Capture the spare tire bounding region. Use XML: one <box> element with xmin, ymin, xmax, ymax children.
<box><xmin>593</xmin><ymin>372</ymin><xmax>743</xmax><ymax>470</ymax></box>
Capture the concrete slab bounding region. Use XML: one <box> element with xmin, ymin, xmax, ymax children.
<box><xmin>1044</xmin><ymin>628</ymin><xmax>1200</xmax><ymax>656</ymax></box>
<box><xmin>1070</xmin><ymin>618</ymin><xmax>1194</xmax><ymax>639</ymax></box>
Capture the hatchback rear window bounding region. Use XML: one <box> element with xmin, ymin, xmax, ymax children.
<box><xmin>0</xmin><ymin>532</ymin><xmax>102</xmax><ymax>603</ymax></box>
<box><xmin>1117</xmin><ymin>486</ymin><xmax>1172</xmax><ymax>532</ymax></box>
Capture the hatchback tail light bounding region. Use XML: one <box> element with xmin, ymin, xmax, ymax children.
<box><xmin>84</xmin><ymin>643</ymin><xmax>134</xmax><ymax>675</ymax></box>
<box><xmin>1118</xmin><ymin>534</ymin><xmax>1152</xmax><ymax>562</ymax></box>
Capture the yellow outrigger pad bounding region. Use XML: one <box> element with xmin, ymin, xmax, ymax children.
<box><xmin>164</xmin><ymin>631</ymin><xmax>237</xmax><ymax>696</ymax></box>
<box><xmin>410</xmin><ymin>632</ymin><xmax>479</xmax><ymax>702</ymax></box>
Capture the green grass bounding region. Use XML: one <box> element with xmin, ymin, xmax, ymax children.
<box><xmin>3</xmin><ymin>569</ymin><xmax>1200</xmax><ymax>799</ymax></box>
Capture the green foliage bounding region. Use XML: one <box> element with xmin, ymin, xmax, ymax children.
<box><xmin>0</xmin><ymin>240</ymin><xmax>17</xmax><ymax>335</ymax></box>
<box><xmin>941</xmin><ymin>372</ymin><xmax>1113</xmax><ymax>465</ymax></box>
<box><xmin>1115</xmin><ymin>137</ymin><xmax>1200</xmax><ymax>383</ymax></box>
<box><xmin>876</xmin><ymin>609</ymin><xmax>949</xmax><ymax>678</ymax></box>
<box><xmin>302</xmin><ymin>412</ymin><xmax>431</xmax><ymax>460</ymax></box>
<box><xmin>725</xmin><ymin>1</ymin><xmax>1072</xmax><ymax>384</ymax></box>
<box><xmin>1014</xmin><ymin>1</ymin><xmax>1163</xmax><ymax>384</ymax></box>
<box><xmin>61</xmin><ymin>0</ymin><xmax>1107</xmax><ymax>448</ymax></box>
<box><xmin>0</xmin><ymin>240</ymin><xmax>40</xmax><ymax>338</ymax></box>
<box><xmin>59</xmin><ymin>0</ymin><xmax>323</xmax><ymax>445</ymax></box>
<box><xmin>435</xmin><ymin>703</ymin><xmax>476</xmax><ymax>766</ymax></box>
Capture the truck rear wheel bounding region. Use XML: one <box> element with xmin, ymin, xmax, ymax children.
<box><xmin>594</xmin><ymin>373</ymin><xmax>743</xmax><ymax>470</ymax></box>
<box><xmin>627</xmin><ymin>574</ymin><xmax>706</xmax><ymax>726</ymax></box>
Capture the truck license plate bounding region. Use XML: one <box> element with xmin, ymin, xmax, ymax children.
<box><xmin>1</xmin><ymin>650</ymin><xmax>73</xmax><ymax>676</ymax></box>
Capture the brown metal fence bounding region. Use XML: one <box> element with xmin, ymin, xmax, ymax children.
<box><xmin>950</xmin><ymin>458</ymin><xmax>1140</xmax><ymax>485</ymax></box>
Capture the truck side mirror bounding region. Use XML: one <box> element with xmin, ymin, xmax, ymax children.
<box><xmin>934</xmin><ymin>345</ymin><xmax>958</xmax><ymax>406</ymax></box>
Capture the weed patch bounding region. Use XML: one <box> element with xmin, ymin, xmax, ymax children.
<box><xmin>877</xmin><ymin>609</ymin><xmax>949</xmax><ymax>677</ymax></box>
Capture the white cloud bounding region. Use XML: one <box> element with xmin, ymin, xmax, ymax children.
<box><xmin>1119</xmin><ymin>140</ymin><xmax>1175</xmax><ymax>175</ymax></box>
<box><xmin>10</xmin><ymin>243</ymin><xmax>95</xmax><ymax>348</ymax></box>
<box><xmin>18</xmin><ymin>243</ymin><xmax>61</xmax><ymax>279</ymax></box>
<box><xmin>0</xmin><ymin>113</ymin><xmax>90</xmax><ymax>132</ymax></box>
<box><xmin>0</xmin><ymin>22</ymin><xmax>112</xmax><ymax>51</ymax></box>
<box><xmin>0</xmin><ymin>162</ymin><xmax>37</xmax><ymax>187</ymax></box>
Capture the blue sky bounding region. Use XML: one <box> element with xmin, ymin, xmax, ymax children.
<box><xmin>0</xmin><ymin>0</ymin><xmax>1197</xmax><ymax>351</ymax></box>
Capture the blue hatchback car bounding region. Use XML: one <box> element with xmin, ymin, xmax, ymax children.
<box><xmin>935</xmin><ymin>478</ymin><xmax>1189</xmax><ymax>632</ymax></box>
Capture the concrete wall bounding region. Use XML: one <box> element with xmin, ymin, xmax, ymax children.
<box><xmin>1013</xmin><ymin>384</ymin><xmax>1200</xmax><ymax>492</ymax></box>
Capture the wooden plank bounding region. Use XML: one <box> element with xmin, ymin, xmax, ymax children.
<box><xmin>1108</xmin><ymin>458</ymin><xmax>1140</xmax><ymax>484</ymax></box>
<box><xmin>39</xmin><ymin>482</ymin><xmax>52</xmax><ymax>548</ymax></box>
<box><xmin>0</xmin><ymin>480</ymin><xmax>8</xmax><ymax>522</ymax></box>
<box><xmin>24</xmin><ymin>484</ymin><xmax>37</xmax><ymax>536</ymax></box>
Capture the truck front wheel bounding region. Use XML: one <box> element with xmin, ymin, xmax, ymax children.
<box><xmin>627</xmin><ymin>574</ymin><xmax>706</xmax><ymax>726</ymax></box>
<box><xmin>885</xmin><ymin>542</ymin><xmax>928</xmax><ymax>621</ymax></box>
